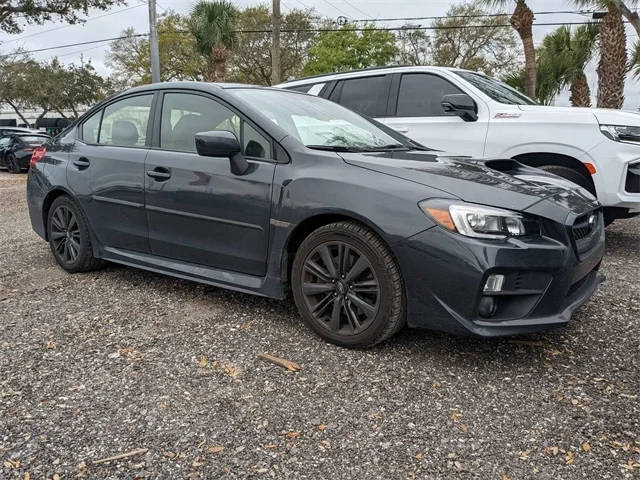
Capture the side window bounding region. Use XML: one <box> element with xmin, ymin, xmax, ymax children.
<box><xmin>99</xmin><ymin>95</ymin><xmax>153</xmax><ymax>147</ymax></box>
<box><xmin>81</xmin><ymin>110</ymin><xmax>102</xmax><ymax>143</ymax></box>
<box><xmin>336</xmin><ymin>76</ymin><xmax>388</xmax><ymax>117</ymax></box>
<box><xmin>396</xmin><ymin>74</ymin><xmax>464</xmax><ymax>117</ymax></box>
<box><xmin>161</xmin><ymin>92</ymin><xmax>239</xmax><ymax>153</ymax></box>
<box><xmin>243</xmin><ymin>122</ymin><xmax>270</xmax><ymax>159</ymax></box>
<box><xmin>161</xmin><ymin>92</ymin><xmax>270</xmax><ymax>159</ymax></box>
<box><xmin>287</xmin><ymin>84</ymin><xmax>313</xmax><ymax>93</ymax></box>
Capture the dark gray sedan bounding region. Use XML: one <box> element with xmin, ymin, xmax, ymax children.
<box><xmin>26</xmin><ymin>83</ymin><xmax>604</xmax><ymax>347</ymax></box>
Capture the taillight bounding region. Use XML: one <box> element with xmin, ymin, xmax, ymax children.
<box><xmin>30</xmin><ymin>146</ymin><xmax>46</xmax><ymax>168</ymax></box>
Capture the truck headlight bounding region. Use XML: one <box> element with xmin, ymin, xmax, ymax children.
<box><xmin>419</xmin><ymin>200</ymin><xmax>538</xmax><ymax>239</ymax></box>
<box><xmin>600</xmin><ymin>124</ymin><xmax>640</xmax><ymax>144</ymax></box>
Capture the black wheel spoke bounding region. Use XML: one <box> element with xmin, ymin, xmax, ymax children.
<box><xmin>311</xmin><ymin>293</ymin><xmax>334</xmax><ymax>315</ymax></box>
<box><xmin>347</xmin><ymin>292</ymin><xmax>377</xmax><ymax>319</ymax></box>
<box><xmin>344</xmin><ymin>301</ymin><xmax>361</xmax><ymax>331</ymax></box>
<box><xmin>304</xmin><ymin>260</ymin><xmax>332</xmax><ymax>282</ymax></box>
<box><xmin>329</xmin><ymin>298</ymin><xmax>342</xmax><ymax>331</ymax></box>
<box><xmin>351</xmin><ymin>279</ymin><xmax>379</xmax><ymax>294</ymax></box>
<box><xmin>50</xmin><ymin>231</ymin><xmax>66</xmax><ymax>240</ymax></box>
<box><xmin>50</xmin><ymin>205</ymin><xmax>81</xmax><ymax>264</ymax></box>
<box><xmin>318</xmin><ymin>245</ymin><xmax>337</xmax><ymax>278</ymax></box>
<box><xmin>345</xmin><ymin>255</ymin><xmax>369</xmax><ymax>282</ymax></box>
<box><xmin>303</xmin><ymin>282</ymin><xmax>334</xmax><ymax>295</ymax></box>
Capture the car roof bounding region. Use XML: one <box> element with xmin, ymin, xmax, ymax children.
<box><xmin>275</xmin><ymin>65</ymin><xmax>472</xmax><ymax>88</ymax></box>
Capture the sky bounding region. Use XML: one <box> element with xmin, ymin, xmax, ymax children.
<box><xmin>1</xmin><ymin>0</ymin><xmax>639</xmax><ymax>109</ymax></box>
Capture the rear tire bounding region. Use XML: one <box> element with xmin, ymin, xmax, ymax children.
<box><xmin>291</xmin><ymin>221</ymin><xmax>405</xmax><ymax>348</ymax></box>
<box><xmin>47</xmin><ymin>196</ymin><xmax>104</xmax><ymax>273</ymax></box>
<box><xmin>6</xmin><ymin>154</ymin><xmax>21</xmax><ymax>174</ymax></box>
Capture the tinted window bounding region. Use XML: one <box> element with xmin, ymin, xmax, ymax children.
<box><xmin>99</xmin><ymin>95</ymin><xmax>153</xmax><ymax>147</ymax></box>
<box><xmin>396</xmin><ymin>74</ymin><xmax>463</xmax><ymax>117</ymax></box>
<box><xmin>161</xmin><ymin>92</ymin><xmax>269</xmax><ymax>159</ymax></box>
<box><xmin>82</xmin><ymin>110</ymin><xmax>102</xmax><ymax>143</ymax></box>
<box><xmin>455</xmin><ymin>71</ymin><xmax>537</xmax><ymax>105</ymax></box>
<box><xmin>0</xmin><ymin>137</ymin><xmax>10</xmax><ymax>146</ymax></box>
<box><xmin>287</xmin><ymin>84</ymin><xmax>313</xmax><ymax>93</ymax></box>
<box><xmin>337</xmin><ymin>76</ymin><xmax>388</xmax><ymax>117</ymax></box>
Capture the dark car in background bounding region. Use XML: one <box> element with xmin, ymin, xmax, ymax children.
<box><xmin>26</xmin><ymin>83</ymin><xmax>605</xmax><ymax>347</ymax></box>
<box><xmin>0</xmin><ymin>133</ymin><xmax>50</xmax><ymax>173</ymax></box>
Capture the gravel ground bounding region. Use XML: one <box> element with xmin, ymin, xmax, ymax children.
<box><xmin>0</xmin><ymin>170</ymin><xmax>639</xmax><ymax>479</ymax></box>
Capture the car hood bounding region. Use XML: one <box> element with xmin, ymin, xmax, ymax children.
<box><xmin>517</xmin><ymin>104</ymin><xmax>640</xmax><ymax>127</ymax></box>
<box><xmin>340</xmin><ymin>150</ymin><xmax>600</xmax><ymax>221</ymax></box>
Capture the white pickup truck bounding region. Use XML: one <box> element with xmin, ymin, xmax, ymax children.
<box><xmin>277</xmin><ymin>65</ymin><xmax>640</xmax><ymax>225</ymax></box>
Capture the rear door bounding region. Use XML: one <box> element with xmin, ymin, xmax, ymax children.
<box><xmin>382</xmin><ymin>72</ymin><xmax>489</xmax><ymax>156</ymax></box>
<box><xmin>328</xmin><ymin>75</ymin><xmax>391</xmax><ymax>118</ymax></box>
<box><xmin>67</xmin><ymin>93</ymin><xmax>154</xmax><ymax>252</ymax></box>
<box><xmin>144</xmin><ymin>91</ymin><xmax>275</xmax><ymax>276</ymax></box>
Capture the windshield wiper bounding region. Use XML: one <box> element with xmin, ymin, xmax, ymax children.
<box><xmin>306</xmin><ymin>145</ymin><xmax>364</xmax><ymax>152</ymax></box>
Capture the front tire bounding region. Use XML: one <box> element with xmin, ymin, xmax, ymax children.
<box><xmin>47</xmin><ymin>196</ymin><xmax>103</xmax><ymax>273</ymax></box>
<box><xmin>291</xmin><ymin>221</ymin><xmax>405</xmax><ymax>348</ymax></box>
<box><xmin>6</xmin><ymin>154</ymin><xmax>21</xmax><ymax>174</ymax></box>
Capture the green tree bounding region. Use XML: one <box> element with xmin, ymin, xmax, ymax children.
<box><xmin>398</xmin><ymin>28</ymin><xmax>431</xmax><ymax>66</ymax></box>
<box><xmin>536</xmin><ymin>24</ymin><xmax>599</xmax><ymax>107</ymax></box>
<box><xmin>0</xmin><ymin>54</ymin><xmax>39</xmax><ymax>125</ymax></box>
<box><xmin>0</xmin><ymin>0</ymin><xmax>125</xmax><ymax>34</ymax></box>
<box><xmin>189</xmin><ymin>0</ymin><xmax>238</xmax><ymax>82</ymax></box>
<box><xmin>229</xmin><ymin>5</ymin><xmax>318</xmax><ymax>85</ymax></box>
<box><xmin>431</xmin><ymin>1</ymin><xmax>519</xmax><ymax>77</ymax></box>
<box><xmin>481</xmin><ymin>0</ymin><xmax>537</xmax><ymax>98</ymax></box>
<box><xmin>303</xmin><ymin>24</ymin><xmax>398</xmax><ymax>76</ymax></box>
<box><xmin>107</xmin><ymin>12</ymin><xmax>207</xmax><ymax>88</ymax></box>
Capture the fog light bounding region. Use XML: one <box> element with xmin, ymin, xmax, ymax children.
<box><xmin>483</xmin><ymin>274</ymin><xmax>505</xmax><ymax>293</ymax></box>
<box><xmin>478</xmin><ymin>296</ymin><xmax>498</xmax><ymax>318</ymax></box>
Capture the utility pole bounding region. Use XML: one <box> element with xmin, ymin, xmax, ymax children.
<box><xmin>271</xmin><ymin>0</ymin><xmax>281</xmax><ymax>85</ymax></box>
<box><xmin>148</xmin><ymin>0</ymin><xmax>161</xmax><ymax>83</ymax></box>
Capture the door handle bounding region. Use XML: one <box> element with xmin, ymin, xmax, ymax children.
<box><xmin>146</xmin><ymin>167</ymin><xmax>171</xmax><ymax>181</ymax></box>
<box><xmin>72</xmin><ymin>157</ymin><xmax>90</xmax><ymax>169</ymax></box>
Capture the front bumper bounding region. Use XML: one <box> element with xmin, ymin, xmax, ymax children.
<box><xmin>583</xmin><ymin>140</ymin><xmax>640</xmax><ymax>212</ymax></box>
<box><xmin>394</xmin><ymin>213</ymin><xmax>605</xmax><ymax>336</ymax></box>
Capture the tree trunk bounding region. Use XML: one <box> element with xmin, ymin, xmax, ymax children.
<box><xmin>4</xmin><ymin>99</ymin><xmax>30</xmax><ymax>127</ymax></box>
<box><xmin>570</xmin><ymin>72</ymin><xmax>591</xmax><ymax>107</ymax></box>
<box><xmin>510</xmin><ymin>0</ymin><xmax>536</xmax><ymax>99</ymax></box>
<box><xmin>610</xmin><ymin>0</ymin><xmax>640</xmax><ymax>38</ymax></box>
<box><xmin>597</xmin><ymin>5</ymin><xmax>627</xmax><ymax>109</ymax></box>
<box><xmin>210</xmin><ymin>44</ymin><xmax>228</xmax><ymax>83</ymax></box>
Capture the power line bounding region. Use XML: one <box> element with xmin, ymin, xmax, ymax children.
<box><xmin>340</xmin><ymin>0</ymin><xmax>372</xmax><ymax>20</ymax></box>
<box><xmin>348</xmin><ymin>10</ymin><xmax>598</xmax><ymax>23</ymax></box>
<box><xmin>0</xmin><ymin>3</ymin><xmax>147</xmax><ymax>46</ymax></box>
<box><xmin>1</xmin><ymin>19</ymin><xmax>626</xmax><ymax>60</ymax></box>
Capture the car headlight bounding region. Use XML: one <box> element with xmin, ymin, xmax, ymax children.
<box><xmin>419</xmin><ymin>200</ymin><xmax>537</xmax><ymax>239</ymax></box>
<box><xmin>600</xmin><ymin>124</ymin><xmax>640</xmax><ymax>144</ymax></box>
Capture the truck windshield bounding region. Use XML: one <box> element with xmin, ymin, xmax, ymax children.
<box><xmin>455</xmin><ymin>71</ymin><xmax>538</xmax><ymax>106</ymax></box>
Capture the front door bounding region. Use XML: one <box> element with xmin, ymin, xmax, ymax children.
<box><xmin>67</xmin><ymin>94</ymin><xmax>154</xmax><ymax>252</ymax></box>
<box><xmin>382</xmin><ymin>73</ymin><xmax>489</xmax><ymax>157</ymax></box>
<box><xmin>144</xmin><ymin>91</ymin><xmax>275</xmax><ymax>277</ymax></box>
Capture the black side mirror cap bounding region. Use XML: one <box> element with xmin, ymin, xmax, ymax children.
<box><xmin>195</xmin><ymin>130</ymin><xmax>249</xmax><ymax>175</ymax></box>
<box><xmin>441</xmin><ymin>94</ymin><xmax>478</xmax><ymax>122</ymax></box>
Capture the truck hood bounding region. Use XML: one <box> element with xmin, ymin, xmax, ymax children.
<box><xmin>517</xmin><ymin>104</ymin><xmax>640</xmax><ymax>127</ymax></box>
<box><xmin>341</xmin><ymin>150</ymin><xmax>599</xmax><ymax>220</ymax></box>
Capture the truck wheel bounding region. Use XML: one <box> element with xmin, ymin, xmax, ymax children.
<box><xmin>538</xmin><ymin>165</ymin><xmax>595</xmax><ymax>196</ymax></box>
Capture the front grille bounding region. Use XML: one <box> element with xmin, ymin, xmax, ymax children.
<box><xmin>573</xmin><ymin>213</ymin><xmax>597</xmax><ymax>240</ymax></box>
<box><xmin>626</xmin><ymin>163</ymin><xmax>640</xmax><ymax>193</ymax></box>
<box><xmin>571</xmin><ymin>209</ymin><xmax>602</xmax><ymax>257</ymax></box>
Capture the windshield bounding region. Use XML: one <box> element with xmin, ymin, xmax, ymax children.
<box><xmin>455</xmin><ymin>71</ymin><xmax>538</xmax><ymax>106</ymax></box>
<box><xmin>229</xmin><ymin>88</ymin><xmax>410</xmax><ymax>151</ymax></box>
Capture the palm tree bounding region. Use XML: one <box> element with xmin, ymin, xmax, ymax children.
<box><xmin>482</xmin><ymin>0</ymin><xmax>536</xmax><ymax>98</ymax></box>
<box><xmin>189</xmin><ymin>0</ymin><xmax>238</xmax><ymax>82</ymax></box>
<box><xmin>537</xmin><ymin>24</ymin><xmax>599</xmax><ymax>107</ymax></box>
<box><xmin>596</xmin><ymin>4</ymin><xmax>627</xmax><ymax>108</ymax></box>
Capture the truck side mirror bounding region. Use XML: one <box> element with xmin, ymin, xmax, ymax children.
<box><xmin>441</xmin><ymin>94</ymin><xmax>478</xmax><ymax>122</ymax></box>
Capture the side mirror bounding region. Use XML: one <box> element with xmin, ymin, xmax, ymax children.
<box><xmin>195</xmin><ymin>130</ymin><xmax>249</xmax><ymax>175</ymax></box>
<box><xmin>441</xmin><ymin>94</ymin><xmax>478</xmax><ymax>122</ymax></box>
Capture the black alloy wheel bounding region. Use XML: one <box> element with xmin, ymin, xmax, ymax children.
<box><xmin>292</xmin><ymin>221</ymin><xmax>405</xmax><ymax>347</ymax></box>
<box><xmin>50</xmin><ymin>204</ymin><xmax>81</xmax><ymax>264</ymax></box>
<box><xmin>301</xmin><ymin>241</ymin><xmax>380</xmax><ymax>335</ymax></box>
<box><xmin>47</xmin><ymin>196</ymin><xmax>103</xmax><ymax>273</ymax></box>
